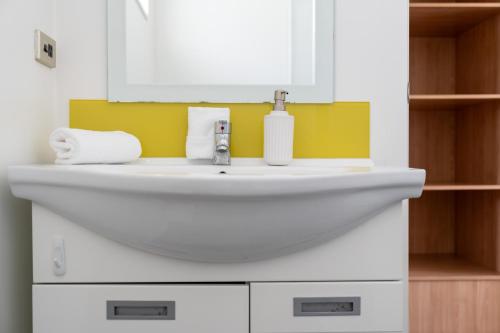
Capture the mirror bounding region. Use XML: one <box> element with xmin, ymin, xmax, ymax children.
<box><xmin>108</xmin><ymin>0</ymin><xmax>334</xmax><ymax>103</ymax></box>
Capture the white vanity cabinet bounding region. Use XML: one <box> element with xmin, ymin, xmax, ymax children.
<box><xmin>34</xmin><ymin>285</ymin><xmax>249</xmax><ymax>333</ymax></box>
<box><xmin>30</xmin><ymin>202</ymin><xmax>407</xmax><ymax>333</ymax></box>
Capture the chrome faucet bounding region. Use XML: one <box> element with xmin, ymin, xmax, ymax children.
<box><xmin>213</xmin><ymin>120</ymin><xmax>231</xmax><ymax>165</ymax></box>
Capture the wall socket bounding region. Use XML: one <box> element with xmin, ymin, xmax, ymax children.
<box><xmin>34</xmin><ymin>29</ymin><xmax>56</xmax><ymax>68</ymax></box>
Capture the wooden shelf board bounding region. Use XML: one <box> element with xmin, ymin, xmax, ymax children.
<box><xmin>410</xmin><ymin>254</ymin><xmax>500</xmax><ymax>281</ymax></box>
<box><xmin>424</xmin><ymin>183</ymin><xmax>500</xmax><ymax>191</ymax></box>
<box><xmin>410</xmin><ymin>94</ymin><xmax>500</xmax><ymax>109</ymax></box>
<box><xmin>410</xmin><ymin>3</ymin><xmax>500</xmax><ymax>37</ymax></box>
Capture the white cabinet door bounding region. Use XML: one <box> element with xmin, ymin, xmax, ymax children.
<box><xmin>34</xmin><ymin>284</ymin><xmax>249</xmax><ymax>333</ymax></box>
<box><xmin>251</xmin><ymin>282</ymin><xmax>403</xmax><ymax>333</ymax></box>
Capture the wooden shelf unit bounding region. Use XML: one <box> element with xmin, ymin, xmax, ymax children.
<box><xmin>409</xmin><ymin>3</ymin><xmax>500</xmax><ymax>332</ymax></box>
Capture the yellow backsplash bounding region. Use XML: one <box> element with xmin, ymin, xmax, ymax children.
<box><xmin>70</xmin><ymin>100</ymin><xmax>370</xmax><ymax>158</ymax></box>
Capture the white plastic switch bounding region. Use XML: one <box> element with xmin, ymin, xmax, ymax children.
<box><xmin>34</xmin><ymin>29</ymin><xmax>56</xmax><ymax>68</ymax></box>
<box><xmin>52</xmin><ymin>236</ymin><xmax>66</xmax><ymax>276</ymax></box>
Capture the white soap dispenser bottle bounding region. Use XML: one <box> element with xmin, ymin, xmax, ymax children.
<box><xmin>264</xmin><ymin>90</ymin><xmax>294</xmax><ymax>166</ymax></box>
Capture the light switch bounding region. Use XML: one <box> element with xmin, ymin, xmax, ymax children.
<box><xmin>34</xmin><ymin>29</ymin><xmax>56</xmax><ymax>68</ymax></box>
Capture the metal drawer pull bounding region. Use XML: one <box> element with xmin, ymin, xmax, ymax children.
<box><xmin>293</xmin><ymin>297</ymin><xmax>361</xmax><ymax>317</ymax></box>
<box><xmin>107</xmin><ymin>301</ymin><xmax>175</xmax><ymax>320</ymax></box>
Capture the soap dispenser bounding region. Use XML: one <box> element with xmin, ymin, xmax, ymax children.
<box><xmin>264</xmin><ymin>90</ymin><xmax>294</xmax><ymax>166</ymax></box>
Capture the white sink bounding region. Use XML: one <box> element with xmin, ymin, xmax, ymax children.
<box><xmin>8</xmin><ymin>159</ymin><xmax>425</xmax><ymax>263</ymax></box>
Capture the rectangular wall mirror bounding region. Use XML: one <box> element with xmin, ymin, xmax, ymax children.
<box><xmin>108</xmin><ymin>0</ymin><xmax>334</xmax><ymax>103</ymax></box>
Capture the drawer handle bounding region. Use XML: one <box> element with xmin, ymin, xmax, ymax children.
<box><xmin>107</xmin><ymin>301</ymin><xmax>175</xmax><ymax>320</ymax></box>
<box><xmin>293</xmin><ymin>297</ymin><xmax>360</xmax><ymax>317</ymax></box>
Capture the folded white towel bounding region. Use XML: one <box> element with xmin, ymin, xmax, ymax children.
<box><xmin>49</xmin><ymin>128</ymin><xmax>142</xmax><ymax>165</ymax></box>
<box><xmin>186</xmin><ymin>107</ymin><xmax>230</xmax><ymax>159</ymax></box>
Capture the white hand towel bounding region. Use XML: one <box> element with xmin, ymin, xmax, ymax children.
<box><xmin>186</xmin><ymin>107</ymin><xmax>230</xmax><ymax>159</ymax></box>
<box><xmin>49</xmin><ymin>128</ymin><xmax>142</xmax><ymax>165</ymax></box>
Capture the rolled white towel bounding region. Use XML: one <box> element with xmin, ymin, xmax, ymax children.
<box><xmin>49</xmin><ymin>128</ymin><xmax>142</xmax><ymax>165</ymax></box>
<box><xmin>186</xmin><ymin>107</ymin><xmax>230</xmax><ymax>160</ymax></box>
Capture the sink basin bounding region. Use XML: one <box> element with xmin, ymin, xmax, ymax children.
<box><xmin>8</xmin><ymin>159</ymin><xmax>425</xmax><ymax>263</ymax></box>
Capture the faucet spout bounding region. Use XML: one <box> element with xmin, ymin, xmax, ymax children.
<box><xmin>213</xmin><ymin>120</ymin><xmax>231</xmax><ymax>165</ymax></box>
<box><xmin>216</xmin><ymin>144</ymin><xmax>229</xmax><ymax>152</ymax></box>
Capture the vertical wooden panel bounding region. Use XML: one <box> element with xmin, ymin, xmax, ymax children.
<box><xmin>410</xmin><ymin>193</ymin><xmax>456</xmax><ymax>254</ymax></box>
<box><xmin>410</xmin><ymin>281</ymin><xmax>500</xmax><ymax>333</ymax></box>
<box><xmin>476</xmin><ymin>281</ymin><xmax>500</xmax><ymax>332</ymax></box>
<box><xmin>456</xmin><ymin>103</ymin><xmax>500</xmax><ymax>184</ymax></box>
<box><xmin>457</xmin><ymin>16</ymin><xmax>500</xmax><ymax>94</ymax></box>
<box><xmin>456</xmin><ymin>192</ymin><xmax>500</xmax><ymax>271</ymax></box>
<box><xmin>410</xmin><ymin>109</ymin><xmax>456</xmax><ymax>183</ymax></box>
<box><xmin>410</xmin><ymin>37</ymin><xmax>456</xmax><ymax>94</ymax></box>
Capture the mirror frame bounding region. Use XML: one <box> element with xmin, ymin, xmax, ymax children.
<box><xmin>107</xmin><ymin>0</ymin><xmax>335</xmax><ymax>103</ymax></box>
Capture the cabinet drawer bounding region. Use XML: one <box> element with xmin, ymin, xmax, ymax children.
<box><xmin>34</xmin><ymin>284</ymin><xmax>249</xmax><ymax>333</ymax></box>
<box><xmin>251</xmin><ymin>282</ymin><xmax>403</xmax><ymax>333</ymax></box>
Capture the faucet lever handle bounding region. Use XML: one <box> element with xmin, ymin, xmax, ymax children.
<box><xmin>215</xmin><ymin>120</ymin><xmax>231</xmax><ymax>134</ymax></box>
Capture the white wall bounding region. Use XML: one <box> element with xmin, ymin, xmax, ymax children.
<box><xmin>0</xmin><ymin>0</ymin><xmax>57</xmax><ymax>332</ymax></box>
<box><xmin>335</xmin><ymin>0</ymin><xmax>409</xmax><ymax>168</ymax></box>
<box><xmin>54</xmin><ymin>0</ymin><xmax>108</xmax><ymax>127</ymax></box>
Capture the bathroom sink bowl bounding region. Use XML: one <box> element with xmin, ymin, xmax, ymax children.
<box><xmin>8</xmin><ymin>159</ymin><xmax>425</xmax><ymax>263</ymax></box>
